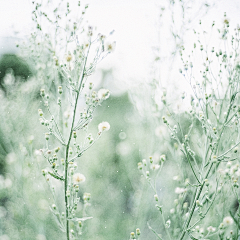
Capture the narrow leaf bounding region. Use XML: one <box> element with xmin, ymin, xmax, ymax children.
<box><xmin>48</xmin><ymin>171</ymin><xmax>64</xmax><ymax>181</ymax></box>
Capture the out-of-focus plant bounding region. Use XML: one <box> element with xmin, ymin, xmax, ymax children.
<box><xmin>0</xmin><ymin>54</ymin><xmax>32</xmax><ymax>94</ymax></box>
<box><xmin>137</xmin><ymin>12</ymin><xmax>240</xmax><ymax>240</ymax></box>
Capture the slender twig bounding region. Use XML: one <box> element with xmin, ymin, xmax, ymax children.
<box><xmin>64</xmin><ymin>42</ymin><xmax>90</xmax><ymax>240</ymax></box>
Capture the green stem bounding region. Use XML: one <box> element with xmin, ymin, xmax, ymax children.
<box><xmin>64</xmin><ymin>43</ymin><xmax>90</xmax><ymax>240</ymax></box>
<box><xmin>179</xmin><ymin>92</ymin><xmax>235</xmax><ymax>240</ymax></box>
<box><xmin>179</xmin><ymin>163</ymin><xmax>213</xmax><ymax>240</ymax></box>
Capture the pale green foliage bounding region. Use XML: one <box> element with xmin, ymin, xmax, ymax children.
<box><xmin>137</xmin><ymin>11</ymin><xmax>240</xmax><ymax>240</ymax></box>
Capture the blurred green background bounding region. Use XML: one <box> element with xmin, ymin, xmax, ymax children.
<box><xmin>0</xmin><ymin>53</ymin><xmax>162</xmax><ymax>240</ymax></box>
<box><xmin>1</xmin><ymin>1</ymin><xmax>240</xmax><ymax>239</ymax></box>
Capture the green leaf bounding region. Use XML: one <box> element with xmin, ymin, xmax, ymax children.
<box><xmin>68</xmin><ymin>216</ymin><xmax>93</xmax><ymax>222</ymax></box>
<box><xmin>48</xmin><ymin>171</ymin><xmax>64</xmax><ymax>181</ymax></box>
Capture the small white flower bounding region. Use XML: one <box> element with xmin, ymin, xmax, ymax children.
<box><xmin>34</xmin><ymin>149</ymin><xmax>42</xmax><ymax>156</ymax></box>
<box><xmin>160</xmin><ymin>154</ymin><xmax>166</xmax><ymax>162</ymax></box>
<box><xmin>104</xmin><ymin>41</ymin><xmax>116</xmax><ymax>53</ymax></box>
<box><xmin>175</xmin><ymin>187</ymin><xmax>186</xmax><ymax>194</ymax></box>
<box><xmin>64</xmin><ymin>52</ymin><xmax>75</xmax><ymax>70</ymax></box>
<box><xmin>73</xmin><ymin>173</ymin><xmax>86</xmax><ymax>184</ymax></box>
<box><xmin>64</xmin><ymin>110</ymin><xmax>71</xmax><ymax>119</ymax></box>
<box><xmin>165</xmin><ymin>219</ymin><xmax>171</xmax><ymax>228</ymax></box>
<box><xmin>173</xmin><ymin>175</ymin><xmax>180</xmax><ymax>181</ymax></box>
<box><xmin>207</xmin><ymin>226</ymin><xmax>216</xmax><ymax>232</ymax></box>
<box><xmin>98</xmin><ymin>122</ymin><xmax>110</xmax><ymax>132</ymax></box>
<box><xmin>97</xmin><ymin>89</ymin><xmax>110</xmax><ymax>100</ymax></box>
<box><xmin>223</xmin><ymin>216</ymin><xmax>233</xmax><ymax>226</ymax></box>
<box><xmin>151</xmin><ymin>164</ymin><xmax>160</xmax><ymax>170</ymax></box>
<box><xmin>170</xmin><ymin>208</ymin><xmax>175</xmax><ymax>214</ymax></box>
<box><xmin>226</xmin><ymin>161</ymin><xmax>232</xmax><ymax>168</ymax></box>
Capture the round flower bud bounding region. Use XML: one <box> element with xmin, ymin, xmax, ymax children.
<box><xmin>142</xmin><ymin>159</ymin><xmax>147</xmax><ymax>166</ymax></box>
<box><xmin>136</xmin><ymin>228</ymin><xmax>141</xmax><ymax>236</ymax></box>
<box><xmin>89</xmin><ymin>82</ymin><xmax>93</xmax><ymax>90</ymax></box>
<box><xmin>78</xmin><ymin>221</ymin><xmax>82</xmax><ymax>227</ymax></box>
<box><xmin>53</xmin><ymin>154</ymin><xmax>57</xmax><ymax>161</ymax></box>
<box><xmin>55</xmin><ymin>147</ymin><xmax>60</xmax><ymax>153</ymax></box>
<box><xmin>66</xmin><ymin>190</ymin><xmax>70</xmax><ymax>197</ymax></box>
<box><xmin>52</xmin><ymin>204</ymin><xmax>56</xmax><ymax>210</ymax></box>
<box><xmin>162</xmin><ymin>116</ymin><xmax>167</xmax><ymax>124</ymax></box>
<box><xmin>154</xmin><ymin>194</ymin><xmax>159</xmax><ymax>201</ymax></box>
<box><xmin>58</xmin><ymin>86</ymin><xmax>63</xmax><ymax>94</ymax></box>
<box><xmin>40</xmin><ymin>89</ymin><xmax>45</xmax><ymax>97</ymax></box>
<box><xmin>39</xmin><ymin>118</ymin><xmax>44</xmax><ymax>125</ymax></box>
<box><xmin>160</xmin><ymin>154</ymin><xmax>166</xmax><ymax>162</ymax></box>
<box><xmin>234</xmin><ymin>147</ymin><xmax>238</xmax><ymax>153</ymax></box>
<box><xmin>130</xmin><ymin>232</ymin><xmax>135</xmax><ymax>239</ymax></box>
<box><xmin>42</xmin><ymin>169</ymin><xmax>47</xmax><ymax>176</ymax></box>
<box><xmin>137</xmin><ymin>162</ymin><xmax>142</xmax><ymax>170</ymax></box>
<box><xmin>38</xmin><ymin>109</ymin><xmax>43</xmax><ymax>116</ymax></box>
<box><xmin>212</xmin><ymin>155</ymin><xmax>217</xmax><ymax>163</ymax></box>
<box><xmin>204</xmin><ymin>179</ymin><xmax>209</xmax><ymax>186</ymax></box>
<box><xmin>196</xmin><ymin>200</ymin><xmax>202</xmax><ymax>207</ymax></box>
<box><xmin>73</xmin><ymin>131</ymin><xmax>77</xmax><ymax>139</ymax></box>
<box><xmin>45</xmin><ymin>133</ymin><xmax>50</xmax><ymax>140</ymax></box>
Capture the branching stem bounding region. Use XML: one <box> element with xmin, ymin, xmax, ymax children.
<box><xmin>64</xmin><ymin>43</ymin><xmax>90</xmax><ymax>240</ymax></box>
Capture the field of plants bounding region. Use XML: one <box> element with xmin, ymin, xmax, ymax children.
<box><xmin>1</xmin><ymin>0</ymin><xmax>240</xmax><ymax>239</ymax></box>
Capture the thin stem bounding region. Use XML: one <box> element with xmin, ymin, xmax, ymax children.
<box><xmin>64</xmin><ymin>43</ymin><xmax>90</xmax><ymax>240</ymax></box>
<box><xmin>217</xmin><ymin>140</ymin><xmax>240</xmax><ymax>159</ymax></box>
<box><xmin>179</xmin><ymin>92</ymin><xmax>235</xmax><ymax>240</ymax></box>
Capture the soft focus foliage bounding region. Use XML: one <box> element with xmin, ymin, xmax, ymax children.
<box><xmin>1</xmin><ymin>0</ymin><xmax>240</xmax><ymax>240</ymax></box>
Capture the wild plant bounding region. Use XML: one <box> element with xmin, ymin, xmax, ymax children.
<box><xmin>32</xmin><ymin>1</ymin><xmax>115</xmax><ymax>239</ymax></box>
<box><xmin>137</xmin><ymin>14</ymin><xmax>240</xmax><ymax>240</ymax></box>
